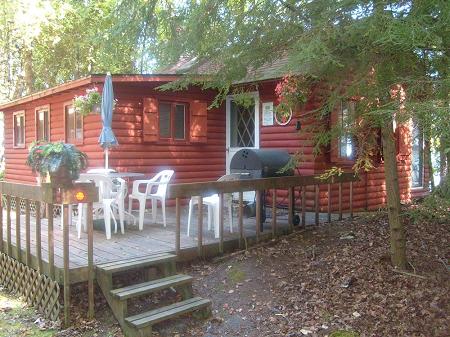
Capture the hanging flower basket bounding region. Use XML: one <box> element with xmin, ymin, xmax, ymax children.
<box><xmin>73</xmin><ymin>87</ymin><xmax>101</xmax><ymax>116</ymax></box>
<box><xmin>91</xmin><ymin>103</ymin><xmax>101</xmax><ymax>114</ymax></box>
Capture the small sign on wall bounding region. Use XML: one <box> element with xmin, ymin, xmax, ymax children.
<box><xmin>262</xmin><ymin>102</ymin><xmax>274</xmax><ymax>126</ymax></box>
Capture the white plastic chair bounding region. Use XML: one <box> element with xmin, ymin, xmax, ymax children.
<box><xmin>187</xmin><ymin>175</ymin><xmax>236</xmax><ymax>238</ymax></box>
<box><xmin>77</xmin><ymin>175</ymin><xmax>127</xmax><ymax>239</ymax></box>
<box><xmin>128</xmin><ymin>170</ymin><xmax>174</xmax><ymax>230</ymax></box>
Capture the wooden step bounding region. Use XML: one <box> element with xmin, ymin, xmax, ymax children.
<box><xmin>96</xmin><ymin>253</ymin><xmax>176</xmax><ymax>274</ymax></box>
<box><xmin>110</xmin><ymin>274</ymin><xmax>192</xmax><ymax>301</ymax></box>
<box><xmin>125</xmin><ymin>297</ymin><xmax>211</xmax><ymax>329</ymax></box>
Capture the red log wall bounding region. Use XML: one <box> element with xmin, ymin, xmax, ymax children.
<box><xmin>3</xmin><ymin>84</ymin><xmax>105</xmax><ymax>184</ymax></box>
<box><xmin>1</xmin><ymin>78</ymin><xmax>429</xmax><ymax>212</ymax></box>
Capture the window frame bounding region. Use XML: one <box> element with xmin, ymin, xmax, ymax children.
<box><xmin>330</xmin><ymin>100</ymin><xmax>356</xmax><ymax>165</ymax></box>
<box><xmin>338</xmin><ymin>100</ymin><xmax>356</xmax><ymax>160</ymax></box>
<box><xmin>13</xmin><ymin>110</ymin><xmax>26</xmax><ymax>149</ymax></box>
<box><xmin>410</xmin><ymin>121</ymin><xmax>424</xmax><ymax>189</ymax></box>
<box><xmin>35</xmin><ymin>105</ymin><xmax>50</xmax><ymax>142</ymax></box>
<box><xmin>64</xmin><ymin>101</ymin><xmax>83</xmax><ymax>145</ymax></box>
<box><xmin>158</xmin><ymin>101</ymin><xmax>189</xmax><ymax>142</ymax></box>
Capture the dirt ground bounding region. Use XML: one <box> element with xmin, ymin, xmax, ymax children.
<box><xmin>1</xmin><ymin>211</ymin><xmax>449</xmax><ymax>337</ymax></box>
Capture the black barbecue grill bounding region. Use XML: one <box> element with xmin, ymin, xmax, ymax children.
<box><xmin>230</xmin><ymin>149</ymin><xmax>297</xmax><ymax>228</ymax></box>
<box><xmin>230</xmin><ymin>149</ymin><xmax>293</xmax><ymax>178</ymax></box>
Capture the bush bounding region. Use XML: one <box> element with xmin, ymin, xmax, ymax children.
<box><xmin>407</xmin><ymin>176</ymin><xmax>450</xmax><ymax>225</ymax></box>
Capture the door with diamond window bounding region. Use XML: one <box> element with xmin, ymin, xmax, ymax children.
<box><xmin>225</xmin><ymin>93</ymin><xmax>260</xmax><ymax>173</ymax></box>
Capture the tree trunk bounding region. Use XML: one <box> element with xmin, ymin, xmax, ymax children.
<box><xmin>23</xmin><ymin>48</ymin><xmax>34</xmax><ymax>95</ymax></box>
<box><xmin>381</xmin><ymin>121</ymin><xmax>408</xmax><ymax>270</ymax></box>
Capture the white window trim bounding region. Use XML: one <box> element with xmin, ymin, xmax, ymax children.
<box><xmin>410</xmin><ymin>121</ymin><xmax>425</xmax><ymax>189</ymax></box>
<box><xmin>225</xmin><ymin>91</ymin><xmax>260</xmax><ymax>149</ymax></box>
<box><xmin>64</xmin><ymin>101</ymin><xmax>83</xmax><ymax>144</ymax></box>
<box><xmin>337</xmin><ymin>100</ymin><xmax>356</xmax><ymax>160</ymax></box>
<box><xmin>13</xmin><ymin>110</ymin><xmax>26</xmax><ymax>148</ymax></box>
<box><xmin>35</xmin><ymin>104</ymin><xmax>50</xmax><ymax>142</ymax></box>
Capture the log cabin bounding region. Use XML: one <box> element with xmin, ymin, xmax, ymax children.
<box><xmin>0</xmin><ymin>62</ymin><xmax>430</xmax><ymax>212</ymax></box>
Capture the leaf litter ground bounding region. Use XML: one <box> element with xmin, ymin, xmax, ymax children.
<box><xmin>1</xmin><ymin>211</ymin><xmax>448</xmax><ymax>337</ymax></box>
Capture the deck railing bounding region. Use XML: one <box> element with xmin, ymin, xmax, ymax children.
<box><xmin>0</xmin><ymin>181</ymin><xmax>97</xmax><ymax>327</ymax></box>
<box><xmin>168</xmin><ymin>173</ymin><xmax>359</xmax><ymax>257</ymax></box>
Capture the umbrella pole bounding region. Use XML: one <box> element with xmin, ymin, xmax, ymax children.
<box><xmin>105</xmin><ymin>148</ymin><xmax>109</xmax><ymax>169</ymax></box>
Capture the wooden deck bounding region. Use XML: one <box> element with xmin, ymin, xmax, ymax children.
<box><xmin>1</xmin><ymin>204</ymin><xmax>345</xmax><ymax>284</ymax></box>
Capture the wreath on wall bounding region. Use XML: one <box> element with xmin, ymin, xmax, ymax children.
<box><xmin>274</xmin><ymin>102</ymin><xmax>293</xmax><ymax>125</ymax></box>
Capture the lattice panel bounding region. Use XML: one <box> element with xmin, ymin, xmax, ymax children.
<box><xmin>2</xmin><ymin>196</ymin><xmax>70</xmax><ymax>218</ymax></box>
<box><xmin>0</xmin><ymin>253</ymin><xmax>61</xmax><ymax>321</ymax></box>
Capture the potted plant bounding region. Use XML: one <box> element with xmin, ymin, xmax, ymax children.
<box><xmin>73</xmin><ymin>87</ymin><xmax>101</xmax><ymax>116</ymax></box>
<box><xmin>26</xmin><ymin>141</ymin><xmax>88</xmax><ymax>187</ymax></box>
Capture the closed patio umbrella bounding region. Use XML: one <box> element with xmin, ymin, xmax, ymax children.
<box><xmin>99</xmin><ymin>72</ymin><xmax>118</xmax><ymax>169</ymax></box>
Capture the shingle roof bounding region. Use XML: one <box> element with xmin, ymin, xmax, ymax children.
<box><xmin>158</xmin><ymin>54</ymin><xmax>292</xmax><ymax>83</ymax></box>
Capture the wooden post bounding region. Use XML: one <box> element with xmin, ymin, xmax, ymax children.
<box><xmin>197</xmin><ymin>196</ymin><xmax>203</xmax><ymax>258</ymax></box>
<box><xmin>87</xmin><ymin>202</ymin><xmax>94</xmax><ymax>319</ymax></box>
<box><xmin>15</xmin><ymin>197</ymin><xmax>21</xmax><ymax>262</ymax></box>
<box><xmin>288</xmin><ymin>187</ymin><xmax>294</xmax><ymax>232</ymax></box>
<box><xmin>255</xmin><ymin>190</ymin><xmax>261</xmax><ymax>243</ymax></box>
<box><xmin>271</xmin><ymin>189</ymin><xmax>276</xmax><ymax>237</ymax></box>
<box><xmin>35</xmin><ymin>202</ymin><xmax>42</xmax><ymax>273</ymax></box>
<box><xmin>62</xmin><ymin>203</ymin><xmax>70</xmax><ymax>327</ymax></box>
<box><xmin>25</xmin><ymin>200</ymin><xmax>31</xmax><ymax>266</ymax></box>
<box><xmin>349</xmin><ymin>181</ymin><xmax>353</xmax><ymax>219</ymax></box>
<box><xmin>47</xmin><ymin>204</ymin><xmax>55</xmax><ymax>279</ymax></box>
<box><xmin>327</xmin><ymin>184</ymin><xmax>332</xmax><ymax>223</ymax></box>
<box><xmin>6</xmin><ymin>195</ymin><xmax>11</xmax><ymax>256</ymax></box>
<box><xmin>301</xmin><ymin>186</ymin><xmax>306</xmax><ymax>226</ymax></box>
<box><xmin>315</xmin><ymin>185</ymin><xmax>319</xmax><ymax>225</ymax></box>
<box><xmin>219</xmin><ymin>193</ymin><xmax>224</xmax><ymax>254</ymax></box>
<box><xmin>175</xmin><ymin>198</ymin><xmax>181</xmax><ymax>255</ymax></box>
<box><xmin>338</xmin><ymin>182</ymin><xmax>343</xmax><ymax>221</ymax></box>
<box><xmin>238</xmin><ymin>191</ymin><xmax>244</xmax><ymax>249</ymax></box>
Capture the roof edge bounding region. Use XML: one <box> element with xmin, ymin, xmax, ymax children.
<box><xmin>0</xmin><ymin>74</ymin><xmax>183</xmax><ymax>111</ymax></box>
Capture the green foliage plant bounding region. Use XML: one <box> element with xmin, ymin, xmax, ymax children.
<box><xmin>277</xmin><ymin>152</ymin><xmax>303</xmax><ymax>175</ymax></box>
<box><xmin>26</xmin><ymin>141</ymin><xmax>88</xmax><ymax>185</ymax></box>
<box><xmin>274</xmin><ymin>75</ymin><xmax>311</xmax><ymax>122</ymax></box>
<box><xmin>73</xmin><ymin>87</ymin><xmax>101</xmax><ymax>117</ymax></box>
<box><xmin>407</xmin><ymin>176</ymin><xmax>450</xmax><ymax>225</ymax></box>
<box><xmin>329</xmin><ymin>330</ymin><xmax>359</xmax><ymax>337</ymax></box>
<box><xmin>317</xmin><ymin>166</ymin><xmax>345</xmax><ymax>181</ymax></box>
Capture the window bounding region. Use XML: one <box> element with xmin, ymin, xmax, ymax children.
<box><xmin>159</xmin><ymin>102</ymin><xmax>186</xmax><ymax>140</ymax></box>
<box><xmin>36</xmin><ymin>107</ymin><xmax>50</xmax><ymax>141</ymax></box>
<box><xmin>13</xmin><ymin>111</ymin><xmax>25</xmax><ymax>148</ymax></box>
<box><xmin>411</xmin><ymin>121</ymin><xmax>424</xmax><ymax>188</ymax></box>
<box><xmin>65</xmin><ymin>103</ymin><xmax>83</xmax><ymax>143</ymax></box>
<box><xmin>230</xmin><ymin>100</ymin><xmax>256</xmax><ymax>147</ymax></box>
<box><xmin>338</xmin><ymin>100</ymin><xmax>355</xmax><ymax>160</ymax></box>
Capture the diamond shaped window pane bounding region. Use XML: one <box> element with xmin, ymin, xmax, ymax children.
<box><xmin>230</xmin><ymin>101</ymin><xmax>255</xmax><ymax>147</ymax></box>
